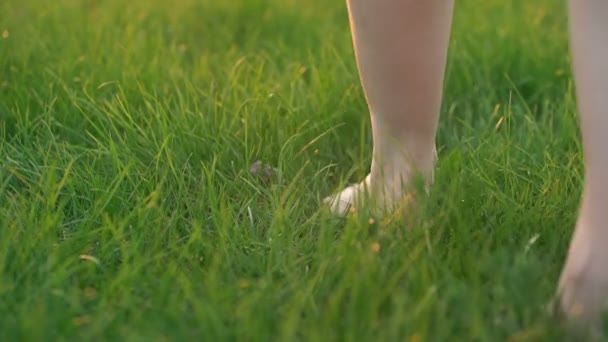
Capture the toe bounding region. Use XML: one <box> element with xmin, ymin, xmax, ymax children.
<box><xmin>324</xmin><ymin>184</ymin><xmax>359</xmax><ymax>216</ymax></box>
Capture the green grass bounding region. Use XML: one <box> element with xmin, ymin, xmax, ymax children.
<box><xmin>0</xmin><ymin>0</ymin><xmax>589</xmax><ymax>340</ymax></box>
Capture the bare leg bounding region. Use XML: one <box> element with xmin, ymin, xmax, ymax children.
<box><xmin>325</xmin><ymin>0</ymin><xmax>454</xmax><ymax>215</ymax></box>
<box><xmin>559</xmin><ymin>0</ymin><xmax>608</xmax><ymax>325</ymax></box>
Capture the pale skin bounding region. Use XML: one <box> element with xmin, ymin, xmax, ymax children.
<box><xmin>325</xmin><ymin>0</ymin><xmax>608</xmax><ymax>326</ymax></box>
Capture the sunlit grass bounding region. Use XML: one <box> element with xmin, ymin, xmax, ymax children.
<box><xmin>0</xmin><ymin>0</ymin><xmax>587</xmax><ymax>340</ymax></box>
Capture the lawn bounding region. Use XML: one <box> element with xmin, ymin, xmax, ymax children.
<box><xmin>0</xmin><ymin>0</ymin><xmax>587</xmax><ymax>340</ymax></box>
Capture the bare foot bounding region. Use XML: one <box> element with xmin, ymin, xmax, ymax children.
<box><xmin>324</xmin><ymin>175</ymin><xmax>373</xmax><ymax>216</ymax></box>
<box><xmin>558</xmin><ymin>218</ymin><xmax>608</xmax><ymax>335</ymax></box>
<box><xmin>324</xmin><ymin>145</ymin><xmax>435</xmax><ymax>216</ymax></box>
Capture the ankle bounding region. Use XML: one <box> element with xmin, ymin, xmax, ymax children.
<box><xmin>371</xmin><ymin>118</ymin><xmax>436</xmax><ymax>175</ymax></box>
<box><xmin>369</xmin><ymin>146</ymin><xmax>435</xmax><ymax>198</ymax></box>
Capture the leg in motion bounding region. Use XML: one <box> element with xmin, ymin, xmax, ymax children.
<box><xmin>559</xmin><ymin>0</ymin><xmax>608</xmax><ymax>325</ymax></box>
<box><xmin>325</xmin><ymin>0</ymin><xmax>454</xmax><ymax>215</ymax></box>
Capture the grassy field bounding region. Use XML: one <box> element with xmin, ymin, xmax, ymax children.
<box><xmin>0</xmin><ymin>0</ymin><xmax>589</xmax><ymax>340</ymax></box>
